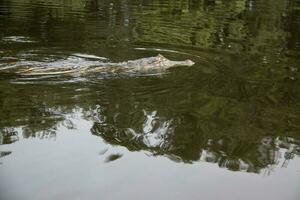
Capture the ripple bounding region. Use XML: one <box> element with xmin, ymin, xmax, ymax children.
<box><xmin>1</xmin><ymin>36</ymin><xmax>37</xmax><ymax>43</ymax></box>
<box><xmin>134</xmin><ymin>47</ymin><xmax>203</xmax><ymax>58</ymax></box>
<box><xmin>72</xmin><ymin>53</ymin><xmax>108</xmax><ymax>60</ymax></box>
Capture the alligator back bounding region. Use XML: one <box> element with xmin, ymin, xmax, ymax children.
<box><xmin>5</xmin><ymin>54</ymin><xmax>194</xmax><ymax>76</ymax></box>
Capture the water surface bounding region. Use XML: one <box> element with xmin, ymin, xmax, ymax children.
<box><xmin>0</xmin><ymin>0</ymin><xmax>299</xmax><ymax>200</ymax></box>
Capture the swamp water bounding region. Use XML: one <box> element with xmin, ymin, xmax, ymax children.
<box><xmin>0</xmin><ymin>0</ymin><xmax>299</xmax><ymax>199</ymax></box>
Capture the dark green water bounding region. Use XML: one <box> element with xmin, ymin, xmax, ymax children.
<box><xmin>0</xmin><ymin>0</ymin><xmax>299</xmax><ymax>199</ymax></box>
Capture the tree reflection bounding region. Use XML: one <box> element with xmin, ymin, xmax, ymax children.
<box><xmin>88</xmin><ymin>102</ymin><xmax>299</xmax><ymax>173</ymax></box>
<box><xmin>0</xmin><ymin>127</ymin><xmax>19</xmax><ymax>144</ymax></box>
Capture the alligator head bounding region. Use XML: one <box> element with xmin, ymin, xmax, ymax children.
<box><xmin>155</xmin><ymin>54</ymin><xmax>195</xmax><ymax>68</ymax></box>
<box><xmin>130</xmin><ymin>54</ymin><xmax>195</xmax><ymax>71</ymax></box>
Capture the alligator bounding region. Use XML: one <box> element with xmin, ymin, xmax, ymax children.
<box><xmin>14</xmin><ymin>54</ymin><xmax>195</xmax><ymax>76</ymax></box>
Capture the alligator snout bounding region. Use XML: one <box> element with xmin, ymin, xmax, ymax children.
<box><xmin>185</xmin><ymin>59</ymin><xmax>195</xmax><ymax>66</ymax></box>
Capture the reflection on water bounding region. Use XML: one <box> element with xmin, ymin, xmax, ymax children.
<box><xmin>0</xmin><ymin>77</ymin><xmax>299</xmax><ymax>174</ymax></box>
<box><xmin>104</xmin><ymin>153</ymin><xmax>123</xmax><ymax>163</ymax></box>
<box><xmin>0</xmin><ymin>0</ymin><xmax>300</xmax><ymax>199</ymax></box>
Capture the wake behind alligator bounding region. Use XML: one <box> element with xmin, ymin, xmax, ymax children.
<box><xmin>2</xmin><ymin>54</ymin><xmax>194</xmax><ymax>76</ymax></box>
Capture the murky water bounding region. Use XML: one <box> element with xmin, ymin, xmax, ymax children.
<box><xmin>0</xmin><ymin>0</ymin><xmax>299</xmax><ymax>200</ymax></box>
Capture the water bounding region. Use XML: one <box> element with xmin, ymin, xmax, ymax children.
<box><xmin>0</xmin><ymin>0</ymin><xmax>299</xmax><ymax>199</ymax></box>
